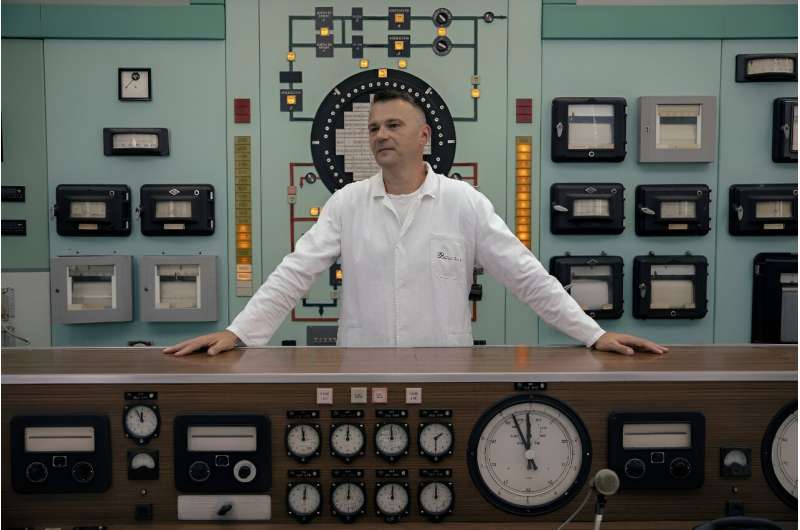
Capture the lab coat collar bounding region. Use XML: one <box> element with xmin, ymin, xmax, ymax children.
<box><xmin>370</xmin><ymin>162</ymin><xmax>439</xmax><ymax>200</ymax></box>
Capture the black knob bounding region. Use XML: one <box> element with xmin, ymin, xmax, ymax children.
<box><xmin>189</xmin><ymin>460</ymin><xmax>211</xmax><ymax>482</ymax></box>
<box><xmin>218</xmin><ymin>503</ymin><xmax>233</xmax><ymax>516</ymax></box>
<box><xmin>483</xmin><ymin>11</ymin><xmax>495</xmax><ymax>23</ymax></box>
<box><xmin>432</xmin><ymin>36</ymin><xmax>452</xmax><ymax>57</ymax></box>
<box><xmin>624</xmin><ymin>458</ymin><xmax>646</xmax><ymax>479</ymax></box>
<box><xmin>25</xmin><ymin>461</ymin><xmax>48</xmax><ymax>483</ymax></box>
<box><xmin>71</xmin><ymin>461</ymin><xmax>95</xmax><ymax>483</ymax></box>
<box><xmin>432</xmin><ymin>8</ymin><xmax>452</xmax><ymax>27</ymax></box>
<box><xmin>669</xmin><ymin>457</ymin><xmax>691</xmax><ymax>479</ymax></box>
<box><xmin>237</xmin><ymin>465</ymin><xmax>252</xmax><ymax>480</ymax></box>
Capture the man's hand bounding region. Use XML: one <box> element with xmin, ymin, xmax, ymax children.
<box><xmin>163</xmin><ymin>330</ymin><xmax>241</xmax><ymax>357</ymax></box>
<box><xmin>592</xmin><ymin>332</ymin><xmax>668</xmax><ymax>356</ymax></box>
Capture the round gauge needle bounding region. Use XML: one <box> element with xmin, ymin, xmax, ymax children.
<box><xmin>434</xmin><ymin>483</ymin><xmax>439</xmax><ymax>500</ymax></box>
<box><xmin>511</xmin><ymin>413</ymin><xmax>537</xmax><ymax>471</ymax></box>
<box><xmin>346</xmin><ymin>484</ymin><xmax>351</xmax><ymax>500</ymax></box>
<box><xmin>303</xmin><ymin>486</ymin><xmax>307</xmax><ymax>500</ymax></box>
<box><xmin>390</xmin><ymin>425</ymin><xmax>394</xmax><ymax>440</ymax></box>
<box><xmin>301</xmin><ymin>426</ymin><xmax>306</xmax><ymax>441</ymax></box>
<box><xmin>526</xmin><ymin>413</ymin><xmax>538</xmax><ymax>470</ymax></box>
<box><xmin>434</xmin><ymin>432</ymin><xmax>442</xmax><ymax>453</ymax></box>
<box><xmin>390</xmin><ymin>484</ymin><xmax>395</xmax><ymax>500</ymax></box>
<box><xmin>137</xmin><ymin>410</ymin><xmax>144</xmax><ymax>422</ymax></box>
<box><xmin>345</xmin><ymin>425</ymin><xmax>351</xmax><ymax>441</ymax></box>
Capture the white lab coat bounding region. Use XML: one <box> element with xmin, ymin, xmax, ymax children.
<box><xmin>228</xmin><ymin>164</ymin><xmax>605</xmax><ymax>347</ymax></box>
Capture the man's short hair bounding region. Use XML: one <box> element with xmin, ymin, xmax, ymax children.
<box><xmin>371</xmin><ymin>88</ymin><xmax>427</xmax><ymax>123</ymax></box>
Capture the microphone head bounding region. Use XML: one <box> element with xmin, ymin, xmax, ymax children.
<box><xmin>592</xmin><ymin>468</ymin><xmax>620</xmax><ymax>496</ymax></box>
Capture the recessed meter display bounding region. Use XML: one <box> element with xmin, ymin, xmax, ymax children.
<box><xmin>103</xmin><ymin>128</ymin><xmax>169</xmax><ymax>156</ymax></box>
<box><xmin>139</xmin><ymin>185</ymin><xmax>214</xmax><ymax>236</ymax></box>
<box><xmin>330</xmin><ymin>481</ymin><xmax>367</xmax><ymax>523</ymax></box>
<box><xmin>635</xmin><ymin>184</ymin><xmax>711</xmax><ymax>236</ymax></box>
<box><xmin>762</xmin><ymin>401</ymin><xmax>797</xmax><ymax>509</ymax></box>
<box><xmin>467</xmin><ymin>394</ymin><xmax>591</xmax><ymax>515</ymax></box>
<box><xmin>633</xmin><ymin>255</ymin><xmax>708</xmax><ymax>319</ymax></box>
<box><xmin>639</xmin><ymin>97</ymin><xmax>716</xmax><ymax>163</ymax></box>
<box><xmin>550</xmin><ymin>183</ymin><xmax>625</xmax><ymax>234</ymax></box>
<box><xmin>418</xmin><ymin>422</ymin><xmax>454</xmax><ymax>462</ymax></box>
<box><xmin>729</xmin><ymin>184</ymin><xmax>797</xmax><ymax>236</ymax></box>
<box><xmin>375</xmin><ymin>482</ymin><xmax>410</xmax><ymax>522</ymax></box>
<box><xmin>374</xmin><ymin>423</ymin><xmax>409</xmax><ymax>462</ymax></box>
<box><xmin>773</xmin><ymin>98</ymin><xmax>798</xmax><ymax>163</ymax></box>
<box><xmin>419</xmin><ymin>481</ymin><xmax>454</xmax><ymax>521</ymax></box>
<box><xmin>123</xmin><ymin>404</ymin><xmax>160</xmax><ymax>445</ymax></box>
<box><xmin>552</xmin><ymin>97</ymin><xmax>626</xmax><ymax>162</ymax></box>
<box><xmin>287</xmin><ymin>481</ymin><xmax>323</xmax><ymax>523</ymax></box>
<box><xmin>55</xmin><ymin>185</ymin><xmax>131</xmax><ymax>236</ymax></box>
<box><xmin>285</xmin><ymin>423</ymin><xmax>321</xmax><ymax>463</ymax></box>
<box><xmin>736</xmin><ymin>54</ymin><xmax>797</xmax><ymax>82</ymax></box>
<box><xmin>550</xmin><ymin>256</ymin><xmax>624</xmax><ymax>319</ymax></box>
<box><xmin>330</xmin><ymin>423</ymin><xmax>366</xmax><ymax>463</ymax></box>
<box><xmin>752</xmin><ymin>253</ymin><xmax>797</xmax><ymax>344</ymax></box>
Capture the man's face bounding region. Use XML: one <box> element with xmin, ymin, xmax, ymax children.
<box><xmin>368</xmin><ymin>99</ymin><xmax>431</xmax><ymax>169</ymax></box>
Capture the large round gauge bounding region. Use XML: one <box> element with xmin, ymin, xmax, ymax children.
<box><xmin>374</xmin><ymin>422</ymin><xmax>409</xmax><ymax>462</ymax></box>
<box><xmin>762</xmin><ymin>400</ymin><xmax>797</xmax><ymax>509</ymax></box>
<box><xmin>419</xmin><ymin>480</ymin><xmax>454</xmax><ymax>521</ymax></box>
<box><xmin>330</xmin><ymin>481</ymin><xmax>367</xmax><ymax>523</ymax></box>
<box><xmin>467</xmin><ymin>394</ymin><xmax>592</xmax><ymax>516</ymax></box>
<box><xmin>330</xmin><ymin>423</ymin><xmax>366</xmax><ymax>463</ymax></box>
<box><xmin>375</xmin><ymin>482</ymin><xmax>410</xmax><ymax>522</ymax></box>
<box><xmin>310</xmin><ymin>68</ymin><xmax>457</xmax><ymax>193</ymax></box>
<box><xmin>123</xmin><ymin>404</ymin><xmax>160</xmax><ymax>445</ymax></box>
<box><xmin>418</xmin><ymin>422</ymin><xmax>454</xmax><ymax>462</ymax></box>
<box><xmin>286</xmin><ymin>423</ymin><xmax>321</xmax><ymax>463</ymax></box>
<box><xmin>287</xmin><ymin>481</ymin><xmax>322</xmax><ymax>523</ymax></box>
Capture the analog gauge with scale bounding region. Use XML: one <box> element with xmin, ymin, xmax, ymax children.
<box><xmin>330</xmin><ymin>423</ymin><xmax>366</xmax><ymax>463</ymax></box>
<box><xmin>419</xmin><ymin>481</ymin><xmax>454</xmax><ymax>521</ymax></box>
<box><xmin>287</xmin><ymin>481</ymin><xmax>322</xmax><ymax>523</ymax></box>
<box><xmin>418</xmin><ymin>422</ymin><xmax>454</xmax><ymax>461</ymax></box>
<box><xmin>762</xmin><ymin>400</ymin><xmax>797</xmax><ymax>508</ymax></box>
<box><xmin>375</xmin><ymin>482</ymin><xmax>410</xmax><ymax>522</ymax></box>
<box><xmin>331</xmin><ymin>481</ymin><xmax>366</xmax><ymax>523</ymax></box>
<box><xmin>123</xmin><ymin>404</ymin><xmax>160</xmax><ymax>445</ymax></box>
<box><xmin>467</xmin><ymin>394</ymin><xmax>592</xmax><ymax>515</ymax></box>
<box><xmin>374</xmin><ymin>423</ymin><xmax>409</xmax><ymax>462</ymax></box>
<box><xmin>118</xmin><ymin>68</ymin><xmax>151</xmax><ymax>101</ymax></box>
<box><xmin>286</xmin><ymin>423</ymin><xmax>321</xmax><ymax>463</ymax></box>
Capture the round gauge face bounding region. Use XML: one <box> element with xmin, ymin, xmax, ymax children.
<box><xmin>330</xmin><ymin>423</ymin><xmax>366</xmax><ymax>461</ymax></box>
<box><xmin>419</xmin><ymin>422</ymin><xmax>453</xmax><ymax>460</ymax></box>
<box><xmin>287</xmin><ymin>482</ymin><xmax>322</xmax><ymax>517</ymax></box>
<box><xmin>124</xmin><ymin>404</ymin><xmax>159</xmax><ymax>441</ymax></box>
<box><xmin>762</xmin><ymin>401</ymin><xmax>798</xmax><ymax>508</ymax></box>
<box><xmin>286</xmin><ymin>424</ymin><xmax>321</xmax><ymax>461</ymax></box>
<box><xmin>331</xmin><ymin>482</ymin><xmax>366</xmax><ymax>516</ymax></box>
<box><xmin>467</xmin><ymin>394</ymin><xmax>592</xmax><ymax>515</ymax></box>
<box><xmin>130</xmin><ymin>452</ymin><xmax>156</xmax><ymax>470</ymax></box>
<box><xmin>419</xmin><ymin>481</ymin><xmax>454</xmax><ymax>517</ymax></box>
<box><xmin>375</xmin><ymin>482</ymin><xmax>410</xmax><ymax>516</ymax></box>
<box><xmin>374</xmin><ymin>423</ymin><xmax>409</xmax><ymax>460</ymax></box>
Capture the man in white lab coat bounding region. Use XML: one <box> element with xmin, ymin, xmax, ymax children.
<box><xmin>165</xmin><ymin>89</ymin><xmax>666</xmax><ymax>357</ymax></box>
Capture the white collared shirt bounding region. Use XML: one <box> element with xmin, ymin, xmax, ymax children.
<box><xmin>228</xmin><ymin>164</ymin><xmax>605</xmax><ymax>347</ymax></box>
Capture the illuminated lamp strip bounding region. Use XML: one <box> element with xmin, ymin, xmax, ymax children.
<box><xmin>515</xmin><ymin>136</ymin><xmax>532</xmax><ymax>249</ymax></box>
<box><xmin>234</xmin><ymin>136</ymin><xmax>253</xmax><ymax>295</ymax></box>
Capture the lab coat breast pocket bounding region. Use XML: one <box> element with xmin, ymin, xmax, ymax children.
<box><xmin>430</xmin><ymin>235</ymin><xmax>466</xmax><ymax>280</ymax></box>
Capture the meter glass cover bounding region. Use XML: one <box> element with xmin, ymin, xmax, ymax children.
<box><xmin>573</xmin><ymin>198</ymin><xmax>610</xmax><ymax>217</ymax></box>
<box><xmin>792</xmin><ymin>104</ymin><xmax>798</xmax><ymax>153</ymax></box>
<box><xmin>156</xmin><ymin>264</ymin><xmax>200</xmax><ymax>309</ymax></box>
<box><xmin>70</xmin><ymin>201</ymin><xmax>106</xmax><ymax>219</ymax></box>
<box><xmin>756</xmin><ymin>200</ymin><xmax>792</xmax><ymax>219</ymax></box>
<box><xmin>567</xmin><ymin>104</ymin><xmax>614</xmax><ymax>149</ymax></box>
<box><xmin>187</xmin><ymin>425</ymin><xmax>257</xmax><ymax>451</ymax></box>
<box><xmin>25</xmin><ymin>426</ymin><xmax>95</xmax><ymax>452</ymax></box>
<box><xmin>748</xmin><ymin>57</ymin><xmax>795</xmax><ymax>76</ymax></box>
<box><xmin>570</xmin><ymin>265</ymin><xmax>611</xmax><ymax>310</ymax></box>
<box><xmin>155</xmin><ymin>200</ymin><xmax>191</xmax><ymax>219</ymax></box>
<box><xmin>622</xmin><ymin>423</ymin><xmax>691</xmax><ymax>449</ymax></box>
<box><xmin>67</xmin><ymin>264</ymin><xmax>116</xmax><ymax>310</ymax></box>
<box><xmin>112</xmin><ymin>133</ymin><xmax>158</xmax><ymax>150</ymax></box>
<box><xmin>650</xmin><ymin>264</ymin><xmax>696</xmax><ymax>309</ymax></box>
<box><xmin>660</xmin><ymin>200</ymin><xmax>696</xmax><ymax>219</ymax></box>
<box><xmin>656</xmin><ymin>104</ymin><xmax>701</xmax><ymax>150</ymax></box>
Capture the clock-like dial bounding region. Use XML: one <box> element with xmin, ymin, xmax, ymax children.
<box><xmin>419</xmin><ymin>481</ymin><xmax>454</xmax><ymax>521</ymax></box>
<box><xmin>287</xmin><ymin>482</ymin><xmax>322</xmax><ymax>523</ymax></box>
<box><xmin>374</xmin><ymin>423</ymin><xmax>409</xmax><ymax>462</ymax></box>
<box><xmin>123</xmin><ymin>404</ymin><xmax>160</xmax><ymax>444</ymax></box>
<box><xmin>762</xmin><ymin>400</ymin><xmax>798</xmax><ymax>509</ymax></box>
<box><xmin>330</xmin><ymin>423</ymin><xmax>366</xmax><ymax>463</ymax></box>
<box><xmin>418</xmin><ymin>422</ymin><xmax>454</xmax><ymax>461</ymax></box>
<box><xmin>375</xmin><ymin>482</ymin><xmax>410</xmax><ymax>522</ymax></box>
<box><xmin>330</xmin><ymin>481</ymin><xmax>366</xmax><ymax>523</ymax></box>
<box><xmin>286</xmin><ymin>423</ymin><xmax>321</xmax><ymax>463</ymax></box>
<box><xmin>467</xmin><ymin>394</ymin><xmax>591</xmax><ymax>515</ymax></box>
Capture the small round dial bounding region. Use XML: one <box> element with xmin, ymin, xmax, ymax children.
<box><xmin>188</xmin><ymin>460</ymin><xmax>210</xmax><ymax>482</ymax></box>
<box><xmin>375</xmin><ymin>482</ymin><xmax>410</xmax><ymax>522</ymax></box>
<box><xmin>374</xmin><ymin>423</ymin><xmax>409</xmax><ymax>462</ymax></box>
<box><xmin>419</xmin><ymin>481</ymin><xmax>454</xmax><ymax>521</ymax></box>
<box><xmin>71</xmin><ymin>461</ymin><xmax>95</xmax><ymax>484</ymax></box>
<box><xmin>330</xmin><ymin>423</ymin><xmax>366</xmax><ymax>463</ymax></box>
<box><xmin>123</xmin><ymin>404</ymin><xmax>160</xmax><ymax>444</ymax></box>
<box><xmin>287</xmin><ymin>482</ymin><xmax>322</xmax><ymax>523</ymax></box>
<box><xmin>331</xmin><ymin>481</ymin><xmax>366</xmax><ymax>523</ymax></box>
<box><xmin>26</xmin><ymin>461</ymin><xmax>48</xmax><ymax>483</ymax></box>
<box><xmin>286</xmin><ymin>423</ymin><xmax>321</xmax><ymax>463</ymax></box>
<box><xmin>762</xmin><ymin>400</ymin><xmax>798</xmax><ymax>509</ymax></box>
<box><xmin>418</xmin><ymin>422</ymin><xmax>454</xmax><ymax>461</ymax></box>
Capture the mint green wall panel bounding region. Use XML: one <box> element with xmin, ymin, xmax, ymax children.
<box><xmin>714</xmin><ymin>39</ymin><xmax>797</xmax><ymax>344</ymax></box>
<box><xmin>543</xmin><ymin>5</ymin><xmax>797</xmax><ymax>40</ymax></box>
<box><xmin>1</xmin><ymin>39</ymin><xmax>50</xmax><ymax>271</ymax></box>
<box><xmin>539</xmin><ymin>40</ymin><xmax>722</xmax><ymax>345</ymax></box>
<box><xmin>1</xmin><ymin>4</ymin><xmax>42</xmax><ymax>37</ymax></box>
<box><xmin>44</xmin><ymin>40</ymin><xmax>228</xmax><ymax>346</ymax></box>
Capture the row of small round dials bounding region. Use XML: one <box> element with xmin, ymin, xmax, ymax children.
<box><xmin>286</xmin><ymin>422</ymin><xmax>454</xmax><ymax>463</ymax></box>
<box><xmin>287</xmin><ymin>479</ymin><xmax>454</xmax><ymax>524</ymax></box>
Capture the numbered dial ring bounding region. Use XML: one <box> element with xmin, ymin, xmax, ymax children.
<box><xmin>419</xmin><ymin>481</ymin><xmax>455</xmax><ymax>521</ymax></box>
<box><xmin>330</xmin><ymin>423</ymin><xmax>366</xmax><ymax>463</ymax></box>
<box><xmin>374</xmin><ymin>422</ymin><xmax>410</xmax><ymax>462</ymax></box>
<box><xmin>287</xmin><ymin>481</ymin><xmax>322</xmax><ymax>523</ymax></box>
<box><xmin>123</xmin><ymin>404</ymin><xmax>160</xmax><ymax>444</ymax></box>
<box><xmin>286</xmin><ymin>423</ymin><xmax>321</xmax><ymax>463</ymax></box>
<box><xmin>375</xmin><ymin>482</ymin><xmax>410</xmax><ymax>522</ymax></box>
<box><xmin>330</xmin><ymin>481</ymin><xmax>367</xmax><ymax>523</ymax></box>
<box><xmin>762</xmin><ymin>400</ymin><xmax>798</xmax><ymax>509</ymax></box>
<box><xmin>418</xmin><ymin>422</ymin><xmax>454</xmax><ymax>461</ymax></box>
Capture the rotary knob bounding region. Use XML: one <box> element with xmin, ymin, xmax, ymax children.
<box><xmin>432</xmin><ymin>8</ymin><xmax>452</xmax><ymax>27</ymax></box>
<box><xmin>432</xmin><ymin>36</ymin><xmax>452</xmax><ymax>57</ymax></box>
<box><xmin>25</xmin><ymin>461</ymin><xmax>48</xmax><ymax>483</ymax></box>
<box><xmin>669</xmin><ymin>457</ymin><xmax>691</xmax><ymax>479</ymax></box>
<box><xmin>624</xmin><ymin>457</ymin><xmax>646</xmax><ymax>479</ymax></box>
<box><xmin>71</xmin><ymin>461</ymin><xmax>95</xmax><ymax>484</ymax></box>
<box><xmin>189</xmin><ymin>460</ymin><xmax>211</xmax><ymax>482</ymax></box>
<box><xmin>233</xmin><ymin>459</ymin><xmax>256</xmax><ymax>483</ymax></box>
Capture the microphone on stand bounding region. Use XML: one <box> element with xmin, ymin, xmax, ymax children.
<box><xmin>591</xmin><ymin>468</ymin><xmax>620</xmax><ymax>530</ymax></box>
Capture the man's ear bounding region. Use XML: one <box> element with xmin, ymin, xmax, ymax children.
<box><xmin>420</xmin><ymin>123</ymin><xmax>432</xmax><ymax>147</ymax></box>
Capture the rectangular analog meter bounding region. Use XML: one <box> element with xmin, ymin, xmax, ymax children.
<box><xmin>550</xmin><ymin>255</ymin><xmax>624</xmax><ymax>319</ymax></box>
<box><xmin>550</xmin><ymin>183</ymin><xmax>625</xmax><ymax>234</ymax></box>
<box><xmin>55</xmin><ymin>184</ymin><xmax>131</xmax><ymax>236</ymax></box>
<box><xmin>633</xmin><ymin>255</ymin><xmax>708</xmax><ymax>319</ymax></box>
<box><xmin>772</xmin><ymin>98</ymin><xmax>797</xmax><ymax>163</ymax></box>
<box><xmin>752</xmin><ymin>253</ymin><xmax>797</xmax><ymax>344</ymax></box>
<box><xmin>139</xmin><ymin>184</ymin><xmax>215</xmax><ymax>236</ymax></box>
<box><xmin>551</xmin><ymin>97</ymin><xmax>627</xmax><ymax>162</ymax></box>
<box><xmin>639</xmin><ymin>96</ymin><xmax>716</xmax><ymax>163</ymax></box>
<box><xmin>729</xmin><ymin>184</ymin><xmax>797</xmax><ymax>236</ymax></box>
<box><xmin>736</xmin><ymin>54</ymin><xmax>797</xmax><ymax>82</ymax></box>
<box><xmin>103</xmin><ymin>128</ymin><xmax>169</xmax><ymax>156</ymax></box>
<box><xmin>635</xmin><ymin>184</ymin><xmax>711</xmax><ymax>236</ymax></box>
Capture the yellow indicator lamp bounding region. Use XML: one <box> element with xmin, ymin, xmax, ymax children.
<box><xmin>394</xmin><ymin>13</ymin><xmax>405</xmax><ymax>24</ymax></box>
<box><xmin>394</xmin><ymin>40</ymin><xmax>405</xmax><ymax>51</ymax></box>
<box><xmin>320</xmin><ymin>27</ymin><xmax>330</xmax><ymax>37</ymax></box>
<box><xmin>287</xmin><ymin>51</ymin><xmax>296</xmax><ymax>62</ymax></box>
<box><xmin>398</xmin><ymin>59</ymin><xmax>407</xmax><ymax>69</ymax></box>
<box><xmin>310</xmin><ymin>207</ymin><xmax>320</xmax><ymax>217</ymax></box>
<box><xmin>237</xmin><ymin>256</ymin><xmax>252</xmax><ymax>265</ymax></box>
<box><xmin>515</xmin><ymin>136</ymin><xmax>533</xmax><ymax>249</ymax></box>
<box><xmin>437</xmin><ymin>27</ymin><xmax>447</xmax><ymax>37</ymax></box>
<box><xmin>378</xmin><ymin>68</ymin><xmax>388</xmax><ymax>78</ymax></box>
<box><xmin>236</xmin><ymin>224</ymin><xmax>251</xmax><ymax>233</ymax></box>
<box><xmin>471</xmin><ymin>88</ymin><xmax>480</xmax><ymax>99</ymax></box>
<box><xmin>286</xmin><ymin>95</ymin><xmax>297</xmax><ymax>106</ymax></box>
<box><xmin>336</xmin><ymin>269</ymin><xmax>343</xmax><ymax>281</ymax></box>
<box><xmin>359</xmin><ymin>59</ymin><xmax>369</xmax><ymax>69</ymax></box>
